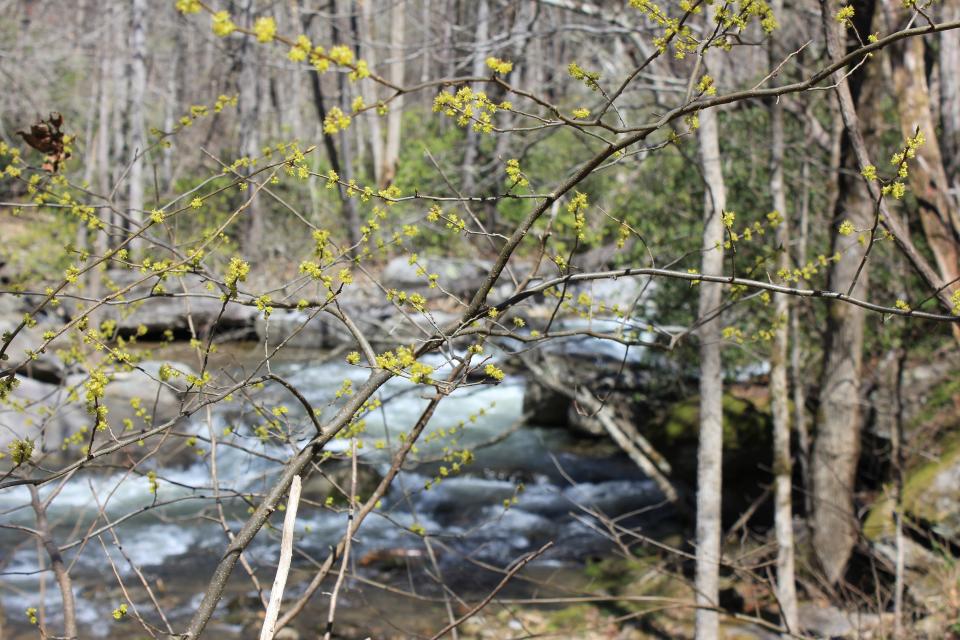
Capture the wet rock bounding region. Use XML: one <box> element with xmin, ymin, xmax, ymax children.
<box><xmin>0</xmin><ymin>318</ymin><xmax>67</xmax><ymax>383</ymax></box>
<box><xmin>0</xmin><ymin>360</ymin><xmax>194</xmax><ymax>458</ymax></box>
<box><xmin>522</xmin><ymin>379</ymin><xmax>571</xmax><ymax>428</ymax></box>
<box><xmin>255</xmin><ymin>309</ymin><xmax>332</xmax><ymax>349</ymax></box>
<box><xmin>301</xmin><ymin>458</ymin><xmax>382</xmax><ymax>503</ymax></box>
<box><xmin>98</xmin><ymin>271</ymin><xmax>257</xmax><ymax>338</ymax></box>
<box><xmin>0</xmin><ymin>376</ymin><xmax>76</xmax><ymax>453</ymax></box>
<box><xmin>796</xmin><ymin>602</ymin><xmax>883</xmax><ymax>638</ymax></box>
<box><xmin>568</xmin><ymin>276</ymin><xmax>655</xmax><ymax>313</ymax></box>
<box><xmin>64</xmin><ymin>365</ymin><xmax>183</xmax><ymax>431</ymax></box>
<box><xmin>382</xmin><ymin>256</ymin><xmax>492</xmax><ymax>298</ymax></box>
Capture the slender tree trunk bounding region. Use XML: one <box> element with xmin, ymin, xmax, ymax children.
<box><xmin>162</xmin><ymin>23</ymin><xmax>182</xmax><ymax>191</ymax></box>
<box><xmin>768</xmin><ymin>0</ymin><xmax>797</xmax><ymax>626</ymax></box>
<box><xmin>238</xmin><ymin>0</ymin><xmax>263</xmax><ymax>252</ymax></box>
<box><xmin>811</xmin><ymin>0</ymin><xmax>879</xmax><ymax>586</ymax></box>
<box><xmin>380</xmin><ymin>0</ymin><xmax>405</xmax><ymax>188</ymax></box>
<box><xmin>694</xmin><ymin>46</ymin><xmax>727</xmax><ymax>640</ymax></box>
<box><xmin>127</xmin><ymin>0</ymin><xmax>147</xmax><ymax>257</ymax></box>
<box><xmin>78</xmin><ymin>40</ymin><xmax>100</xmax><ymax>292</ymax></box>
<box><xmin>111</xmin><ymin>0</ymin><xmax>129</xmax><ymax>248</ymax></box>
<box><xmin>813</xmin><ymin>142</ymin><xmax>872</xmax><ymax>585</ymax></box>
<box><xmin>332</xmin><ymin>0</ymin><xmax>361</xmax><ymax>246</ymax></box>
<box><xmin>460</xmin><ymin>0</ymin><xmax>488</xmax><ymax>196</ymax></box>
<box><xmin>30</xmin><ymin>487</ymin><xmax>76</xmax><ymax>640</ymax></box>
<box><xmin>891</xmin><ymin>346</ymin><xmax>906</xmax><ymax>638</ymax></box>
<box><xmin>356</xmin><ymin>0</ymin><xmax>385</xmax><ymax>186</ymax></box>
<box><xmin>792</xmin><ymin>153</ymin><xmax>812</xmax><ymax>517</ymax></box>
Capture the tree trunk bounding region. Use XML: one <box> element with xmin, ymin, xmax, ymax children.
<box><xmin>884</xmin><ymin>1</ymin><xmax>960</xmax><ymax>327</ymax></box>
<box><xmin>111</xmin><ymin>0</ymin><xmax>129</xmax><ymax>249</ymax></box>
<box><xmin>813</xmin><ymin>146</ymin><xmax>872</xmax><ymax>585</ymax></box>
<box><xmin>127</xmin><ymin>0</ymin><xmax>147</xmax><ymax>257</ymax></box>
<box><xmin>333</xmin><ymin>0</ymin><xmax>361</xmax><ymax>246</ymax></box>
<box><xmin>694</xmin><ymin>33</ymin><xmax>727</xmax><ymax>640</ymax></box>
<box><xmin>768</xmin><ymin>0</ymin><xmax>798</xmax><ymax>626</ymax></box>
<box><xmin>238</xmin><ymin>0</ymin><xmax>262</xmax><ymax>252</ymax></box>
<box><xmin>939</xmin><ymin>1</ymin><xmax>960</xmax><ymax>191</ymax></box>
<box><xmin>30</xmin><ymin>487</ymin><xmax>76</xmax><ymax>640</ymax></box>
<box><xmin>792</xmin><ymin>154</ymin><xmax>812</xmax><ymax>517</ymax></box>
<box><xmin>811</xmin><ymin>0</ymin><xmax>879</xmax><ymax>586</ymax></box>
<box><xmin>460</xmin><ymin>0</ymin><xmax>488</xmax><ymax>196</ymax></box>
<box><xmin>380</xmin><ymin>0</ymin><xmax>405</xmax><ymax>188</ymax></box>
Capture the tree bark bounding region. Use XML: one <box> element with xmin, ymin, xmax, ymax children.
<box><xmin>238</xmin><ymin>0</ymin><xmax>262</xmax><ymax>251</ymax></box>
<box><xmin>694</xmin><ymin>31</ymin><xmax>727</xmax><ymax>640</ymax></box>
<box><xmin>883</xmin><ymin>1</ymin><xmax>960</xmax><ymax>323</ymax></box>
<box><xmin>940</xmin><ymin>1</ymin><xmax>960</xmax><ymax>190</ymax></box>
<box><xmin>30</xmin><ymin>486</ymin><xmax>77</xmax><ymax>639</ymax></box>
<box><xmin>811</xmin><ymin>0</ymin><xmax>879</xmax><ymax>585</ymax></box>
<box><xmin>769</xmin><ymin>0</ymin><xmax>798</xmax><ymax>626</ymax></box>
<box><xmin>380</xmin><ymin>0</ymin><xmax>405</xmax><ymax>188</ymax></box>
<box><xmin>127</xmin><ymin>0</ymin><xmax>147</xmax><ymax>257</ymax></box>
<box><xmin>460</xmin><ymin>0</ymin><xmax>489</xmax><ymax>196</ymax></box>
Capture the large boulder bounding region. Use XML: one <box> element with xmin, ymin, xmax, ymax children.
<box><xmin>381</xmin><ymin>257</ymin><xmax>492</xmax><ymax>298</ymax></box>
<box><xmin>0</xmin><ymin>362</ymin><xmax>192</xmax><ymax>457</ymax></box>
<box><xmin>97</xmin><ymin>271</ymin><xmax>257</xmax><ymax>337</ymax></box>
<box><xmin>0</xmin><ymin>317</ymin><xmax>67</xmax><ymax>384</ymax></box>
<box><xmin>254</xmin><ymin>309</ymin><xmax>340</xmax><ymax>350</ymax></box>
<box><xmin>64</xmin><ymin>365</ymin><xmax>184</xmax><ymax>431</ymax></box>
<box><xmin>568</xmin><ymin>276</ymin><xmax>655</xmax><ymax>314</ymax></box>
<box><xmin>0</xmin><ymin>376</ymin><xmax>78</xmax><ymax>454</ymax></box>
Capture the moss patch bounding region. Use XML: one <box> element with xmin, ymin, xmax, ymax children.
<box><xmin>661</xmin><ymin>392</ymin><xmax>771</xmax><ymax>451</ymax></box>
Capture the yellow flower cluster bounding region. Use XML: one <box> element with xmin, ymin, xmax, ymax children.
<box><xmin>505</xmin><ymin>159</ymin><xmax>529</xmax><ymax>187</ymax></box>
<box><xmin>211</xmin><ymin>11</ymin><xmax>236</xmax><ymax>37</ymax></box>
<box><xmin>225</xmin><ymin>256</ymin><xmax>250</xmax><ymax>293</ymax></box>
<box><xmin>375</xmin><ymin>346</ymin><xmax>435</xmax><ymax>384</ymax></box>
<box><xmin>323</xmin><ymin>106</ymin><xmax>351</xmax><ymax>134</ymax></box>
<box><xmin>175</xmin><ymin>0</ymin><xmax>201</xmax><ymax>14</ymax></box>
<box><xmin>485</xmin><ymin>57</ymin><xmax>513</xmax><ymax>75</ymax></box>
<box><xmin>715</xmin><ymin>0</ymin><xmax>777</xmax><ymax>34</ymax></box>
<box><xmin>433</xmin><ymin>87</ymin><xmax>510</xmax><ymax>133</ymax></box>
<box><xmin>697</xmin><ymin>74</ymin><xmax>716</xmax><ymax>96</ymax></box>
<box><xmin>288</xmin><ymin>35</ymin><xmax>311</xmax><ymax>62</ymax></box>
<box><xmin>568</xmin><ymin>62</ymin><xmax>601</xmax><ymax>90</ymax></box>
<box><xmin>835</xmin><ymin>5</ymin><xmax>855</xmax><ymax>24</ymax></box>
<box><xmin>253</xmin><ymin>17</ymin><xmax>276</xmax><ymax>43</ymax></box>
<box><xmin>567</xmin><ymin>191</ymin><xmax>589</xmax><ymax>241</ymax></box>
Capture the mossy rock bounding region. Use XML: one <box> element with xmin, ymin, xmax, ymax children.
<box><xmin>655</xmin><ymin>392</ymin><xmax>774</xmax><ymax>520</ymax></box>
<box><xmin>660</xmin><ymin>393</ymin><xmax>772</xmax><ymax>451</ymax></box>
<box><xmin>865</xmin><ymin>437</ymin><xmax>960</xmax><ymax>540</ymax></box>
<box><xmin>866</xmin><ymin>372</ymin><xmax>960</xmax><ymax>541</ymax></box>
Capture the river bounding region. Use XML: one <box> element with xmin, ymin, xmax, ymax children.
<box><xmin>0</xmin><ymin>344</ymin><xmax>675</xmax><ymax>638</ymax></box>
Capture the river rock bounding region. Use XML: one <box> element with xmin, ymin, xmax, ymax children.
<box><xmin>0</xmin><ymin>376</ymin><xmax>76</xmax><ymax>453</ymax></box>
<box><xmin>796</xmin><ymin>602</ymin><xmax>882</xmax><ymax>638</ymax></box>
<box><xmin>65</xmin><ymin>366</ymin><xmax>184</xmax><ymax>430</ymax></box>
<box><xmin>0</xmin><ymin>317</ymin><xmax>67</xmax><ymax>383</ymax></box>
<box><xmin>568</xmin><ymin>276</ymin><xmax>655</xmax><ymax>314</ymax></box>
<box><xmin>381</xmin><ymin>257</ymin><xmax>492</xmax><ymax>298</ymax></box>
<box><xmin>301</xmin><ymin>458</ymin><xmax>381</xmax><ymax>503</ymax></box>
<box><xmin>97</xmin><ymin>270</ymin><xmax>257</xmax><ymax>337</ymax></box>
<box><xmin>1</xmin><ymin>362</ymin><xmax>193</xmax><ymax>461</ymax></box>
<box><xmin>255</xmin><ymin>309</ymin><xmax>332</xmax><ymax>349</ymax></box>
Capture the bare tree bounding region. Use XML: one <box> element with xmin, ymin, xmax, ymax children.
<box><xmin>768</xmin><ymin>0</ymin><xmax>798</xmax><ymax>629</ymax></box>
<box><xmin>694</xmin><ymin>9</ymin><xmax>728</xmax><ymax>639</ymax></box>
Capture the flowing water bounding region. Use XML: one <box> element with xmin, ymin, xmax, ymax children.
<box><xmin>0</xmin><ymin>346</ymin><xmax>673</xmax><ymax>637</ymax></box>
